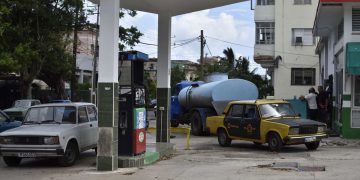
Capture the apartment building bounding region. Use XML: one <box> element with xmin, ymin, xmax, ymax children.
<box><xmin>314</xmin><ymin>0</ymin><xmax>360</xmax><ymax>138</ymax></box>
<box><xmin>254</xmin><ymin>0</ymin><xmax>319</xmax><ymax>99</ymax></box>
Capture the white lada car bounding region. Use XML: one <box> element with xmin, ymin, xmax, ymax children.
<box><xmin>0</xmin><ymin>103</ymin><xmax>98</xmax><ymax>166</ymax></box>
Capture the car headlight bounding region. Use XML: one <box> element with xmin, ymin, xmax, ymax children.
<box><xmin>0</xmin><ymin>137</ymin><xmax>14</xmax><ymax>144</ymax></box>
<box><xmin>288</xmin><ymin>127</ymin><xmax>300</xmax><ymax>135</ymax></box>
<box><xmin>317</xmin><ymin>126</ymin><xmax>326</xmax><ymax>133</ymax></box>
<box><xmin>43</xmin><ymin>137</ymin><xmax>59</xmax><ymax>145</ymax></box>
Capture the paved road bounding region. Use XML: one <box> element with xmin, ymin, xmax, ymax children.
<box><xmin>1</xmin><ymin>130</ymin><xmax>360</xmax><ymax>180</ymax></box>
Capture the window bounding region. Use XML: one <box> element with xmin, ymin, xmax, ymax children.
<box><xmin>294</xmin><ymin>0</ymin><xmax>311</xmax><ymax>5</ymax></box>
<box><xmin>78</xmin><ymin>107</ymin><xmax>89</xmax><ymax>123</ymax></box>
<box><xmin>244</xmin><ymin>105</ymin><xmax>258</xmax><ymax>119</ymax></box>
<box><xmin>257</xmin><ymin>0</ymin><xmax>274</xmax><ymax>5</ymax></box>
<box><xmin>354</xmin><ymin>76</ymin><xmax>360</xmax><ymax>107</ymax></box>
<box><xmin>292</xmin><ymin>29</ymin><xmax>314</xmax><ymax>46</ymax></box>
<box><xmin>256</xmin><ymin>22</ymin><xmax>275</xmax><ymax>44</ymax></box>
<box><xmin>291</xmin><ymin>68</ymin><xmax>316</xmax><ymax>85</ymax></box>
<box><xmin>87</xmin><ymin>106</ymin><xmax>97</xmax><ymax>121</ymax></box>
<box><xmin>352</xmin><ymin>8</ymin><xmax>360</xmax><ymax>31</ymax></box>
<box><xmin>230</xmin><ymin>105</ymin><xmax>244</xmax><ymax>117</ymax></box>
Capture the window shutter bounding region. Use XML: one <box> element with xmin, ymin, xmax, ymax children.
<box><xmin>352</xmin><ymin>8</ymin><xmax>360</xmax><ymax>31</ymax></box>
<box><xmin>302</xmin><ymin>29</ymin><xmax>313</xmax><ymax>45</ymax></box>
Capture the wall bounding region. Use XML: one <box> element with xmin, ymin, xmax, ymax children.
<box><xmin>273</xmin><ymin>0</ymin><xmax>319</xmax><ymax>99</ymax></box>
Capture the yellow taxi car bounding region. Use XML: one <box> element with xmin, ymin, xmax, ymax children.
<box><xmin>206</xmin><ymin>99</ymin><xmax>327</xmax><ymax>152</ymax></box>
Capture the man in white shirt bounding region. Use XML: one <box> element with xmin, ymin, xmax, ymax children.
<box><xmin>300</xmin><ymin>88</ymin><xmax>318</xmax><ymax>120</ymax></box>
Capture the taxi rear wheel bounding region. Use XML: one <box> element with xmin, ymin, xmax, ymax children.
<box><xmin>267</xmin><ymin>133</ymin><xmax>283</xmax><ymax>152</ymax></box>
<box><xmin>305</xmin><ymin>141</ymin><xmax>320</xmax><ymax>150</ymax></box>
<box><xmin>218</xmin><ymin>129</ymin><xmax>232</xmax><ymax>147</ymax></box>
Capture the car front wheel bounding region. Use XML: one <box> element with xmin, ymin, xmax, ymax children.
<box><xmin>267</xmin><ymin>133</ymin><xmax>283</xmax><ymax>152</ymax></box>
<box><xmin>305</xmin><ymin>141</ymin><xmax>320</xmax><ymax>150</ymax></box>
<box><xmin>58</xmin><ymin>141</ymin><xmax>79</xmax><ymax>167</ymax></box>
<box><xmin>3</xmin><ymin>156</ymin><xmax>22</xmax><ymax>167</ymax></box>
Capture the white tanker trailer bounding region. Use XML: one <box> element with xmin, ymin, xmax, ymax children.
<box><xmin>171</xmin><ymin>79</ymin><xmax>258</xmax><ymax>135</ymax></box>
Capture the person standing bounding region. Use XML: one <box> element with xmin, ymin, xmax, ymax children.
<box><xmin>300</xmin><ymin>87</ymin><xmax>318</xmax><ymax>120</ymax></box>
<box><xmin>317</xmin><ymin>86</ymin><xmax>329</xmax><ymax>123</ymax></box>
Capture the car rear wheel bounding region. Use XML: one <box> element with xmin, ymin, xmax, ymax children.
<box><xmin>3</xmin><ymin>156</ymin><xmax>22</xmax><ymax>167</ymax></box>
<box><xmin>218</xmin><ymin>129</ymin><xmax>232</xmax><ymax>147</ymax></box>
<box><xmin>305</xmin><ymin>141</ymin><xmax>320</xmax><ymax>151</ymax></box>
<box><xmin>267</xmin><ymin>133</ymin><xmax>283</xmax><ymax>152</ymax></box>
<box><xmin>191</xmin><ymin>111</ymin><xmax>203</xmax><ymax>136</ymax></box>
<box><xmin>58</xmin><ymin>141</ymin><xmax>79</xmax><ymax>167</ymax></box>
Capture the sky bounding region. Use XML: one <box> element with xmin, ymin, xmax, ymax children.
<box><xmin>86</xmin><ymin>1</ymin><xmax>266</xmax><ymax>75</ymax></box>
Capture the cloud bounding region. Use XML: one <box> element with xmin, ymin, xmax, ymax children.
<box><xmin>118</xmin><ymin>5</ymin><xmax>265</xmax><ymax>75</ymax></box>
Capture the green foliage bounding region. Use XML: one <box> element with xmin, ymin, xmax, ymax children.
<box><xmin>205</xmin><ymin>47</ymin><xmax>274</xmax><ymax>98</ymax></box>
<box><xmin>0</xmin><ymin>0</ymin><xmax>143</xmax><ymax>98</ymax></box>
<box><xmin>171</xmin><ymin>65</ymin><xmax>186</xmax><ymax>89</ymax></box>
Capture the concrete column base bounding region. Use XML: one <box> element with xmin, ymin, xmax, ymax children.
<box><xmin>156</xmin><ymin>88</ymin><xmax>171</xmax><ymax>142</ymax></box>
<box><xmin>97</xmin><ymin>82</ymin><xmax>119</xmax><ymax>171</ymax></box>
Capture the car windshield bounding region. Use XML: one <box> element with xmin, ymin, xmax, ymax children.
<box><xmin>24</xmin><ymin>106</ymin><xmax>76</xmax><ymax>124</ymax></box>
<box><xmin>13</xmin><ymin>100</ymin><xmax>32</xmax><ymax>108</ymax></box>
<box><xmin>259</xmin><ymin>103</ymin><xmax>297</xmax><ymax>118</ymax></box>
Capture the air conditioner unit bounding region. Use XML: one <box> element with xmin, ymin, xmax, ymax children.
<box><xmin>295</xmin><ymin>37</ymin><xmax>303</xmax><ymax>45</ymax></box>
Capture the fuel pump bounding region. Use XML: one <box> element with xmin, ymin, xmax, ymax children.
<box><xmin>118</xmin><ymin>51</ymin><xmax>148</xmax><ymax>156</ymax></box>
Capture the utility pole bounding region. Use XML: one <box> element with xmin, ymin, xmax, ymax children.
<box><xmin>91</xmin><ymin>4</ymin><xmax>99</xmax><ymax>105</ymax></box>
<box><xmin>199</xmin><ymin>30</ymin><xmax>205</xmax><ymax>81</ymax></box>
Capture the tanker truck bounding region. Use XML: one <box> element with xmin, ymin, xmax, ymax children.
<box><xmin>170</xmin><ymin>79</ymin><xmax>259</xmax><ymax>135</ymax></box>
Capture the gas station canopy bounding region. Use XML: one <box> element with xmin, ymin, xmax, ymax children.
<box><xmin>90</xmin><ymin>0</ymin><xmax>248</xmax><ymax>16</ymax></box>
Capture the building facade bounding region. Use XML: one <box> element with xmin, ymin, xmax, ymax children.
<box><xmin>254</xmin><ymin>0</ymin><xmax>319</xmax><ymax>99</ymax></box>
<box><xmin>314</xmin><ymin>0</ymin><xmax>360</xmax><ymax>138</ymax></box>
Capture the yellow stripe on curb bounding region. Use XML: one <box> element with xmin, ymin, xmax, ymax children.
<box><xmin>147</xmin><ymin>127</ymin><xmax>191</xmax><ymax>150</ymax></box>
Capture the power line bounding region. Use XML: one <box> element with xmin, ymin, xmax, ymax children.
<box><xmin>205</xmin><ymin>36</ymin><xmax>318</xmax><ymax>58</ymax></box>
<box><xmin>204</xmin><ymin>37</ymin><xmax>213</xmax><ymax>57</ymax></box>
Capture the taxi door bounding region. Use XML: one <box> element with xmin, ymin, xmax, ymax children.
<box><xmin>240</xmin><ymin>105</ymin><xmax>260</xmax><ymax>139</ymax></box>
<box><xmin>224</xmin><ymin>104</ymin><xmax>244</xmax><ymax>137</ymax></box>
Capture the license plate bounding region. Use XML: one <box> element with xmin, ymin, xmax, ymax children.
<box><xmin>18</xmin><ymin>152</ymin><xmax>36</xmax><ymax>158</ymax></box>
<box><xmin>305</xmin><ymin>137</ymin><xmax>316</xmax><ymax>142</ymax></box>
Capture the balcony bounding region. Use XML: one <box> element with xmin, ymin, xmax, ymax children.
<box><xmin>254</xmin><ymin>44</ymin><xmax>276</xmax><ymax>68</ymax></box>
<box><xmin>255</xmin><ymin>5</ymin><xmax>275</xmax><ymax>21</ymax></box>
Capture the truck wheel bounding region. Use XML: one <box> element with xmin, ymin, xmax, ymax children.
<box><xmin>305</xmin><ymin>141</ymin><xmax>320</xmax><ymax>150</ymax></box>
<box><xmin>171</xmin><ymin>121</ymin><xmax>179</xmax><ymax>127</ymax></box>
<box><xmin>218</xmin><ymin>129</ymin><xmax>231</xmax><ymax>147</ymax></box>
<box><xmin>58</xmin><ymin>141</ymin><xmax>79</xmax><ymax>167</ymax></box>
<box><xmin>267</xmin><ymin>132</ymin><xmax>283</xmax><ymax>152</ymax></box>
<box><xmin>3</xmin><ymin>156</ymin><xmax>22</xmax><ymax>167</ymax></box>
<box><xmin>190</xmin><ymin>111</ymin><xmax>203</xmax><ymax>136</ymax></box>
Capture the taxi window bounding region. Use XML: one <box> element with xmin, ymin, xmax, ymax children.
<box><xmin>229</xmin><ymin>104</ymin><xmax>244</xmax><ymax>117</ymax></box>
<box><xmin>244</xmin><ymin>105</ymin><xmax>258</xmax><ymax>119</ymax></box>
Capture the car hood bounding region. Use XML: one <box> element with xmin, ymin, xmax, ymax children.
<box><xmin>0</xmin><ymin>124</ymin><xmax>76</xmax><ymax>136</ymax></box>
<box><xmin>269</xmin><ymin>118</ymin><xmax>325</xmax><ymax>127</ymax></box>
<box><xmin>3</xmin><ymin>107</ymin><xmax>28</xmax><ymax>112</ymax></box>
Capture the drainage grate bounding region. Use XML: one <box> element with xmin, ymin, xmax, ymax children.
<box><xmin>298</xmin><ymin>166</ymin><xmax>326</xmax><ymax>172</ymax></box>
<box><xmin>256</xmin><ymin>162</ymin><xmax>326</xmax><ymax>172</ymax></box>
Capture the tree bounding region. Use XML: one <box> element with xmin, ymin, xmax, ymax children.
<box><xmin>171</xmin><ymin>65</ymin><xmax>186</xmax><ymax>89</ymax></box>
<box><xmin>0</xmin><ymin>0</ymin><xmax>83</xmax><ymax>98</ymax></box>
<box><xmin>0</xmin><ymin>1</ymin><xmax>143</xmax><ymax>99</ymax></box>
<box><xmin>204</xmin><ymin>47</ymin><xmax>273</xmax><ymax>98</ymax></box>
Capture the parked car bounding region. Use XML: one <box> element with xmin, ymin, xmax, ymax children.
<box><xmin>3</xmin><ymin>99</ymin><xmax>41</xmax><ymax>121</ymax></box>
<box><xmin>0</xmin><ymin>110</ymin><xmax>22</xmax><ymax>133</ymax></box>
<box><xmin>0</xmin><ymin>102</ymin><xmax>98</xmax><ymax>167</ymax></box>
<box><xmin>50</xmin><ymin>100</ymin><xmax>71</xmax><ymax>103</ymax></box>
<box><xmin>206</xmin><ymin>99</ymin><xmax>327</xmax><ymax>152</ymax></box>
